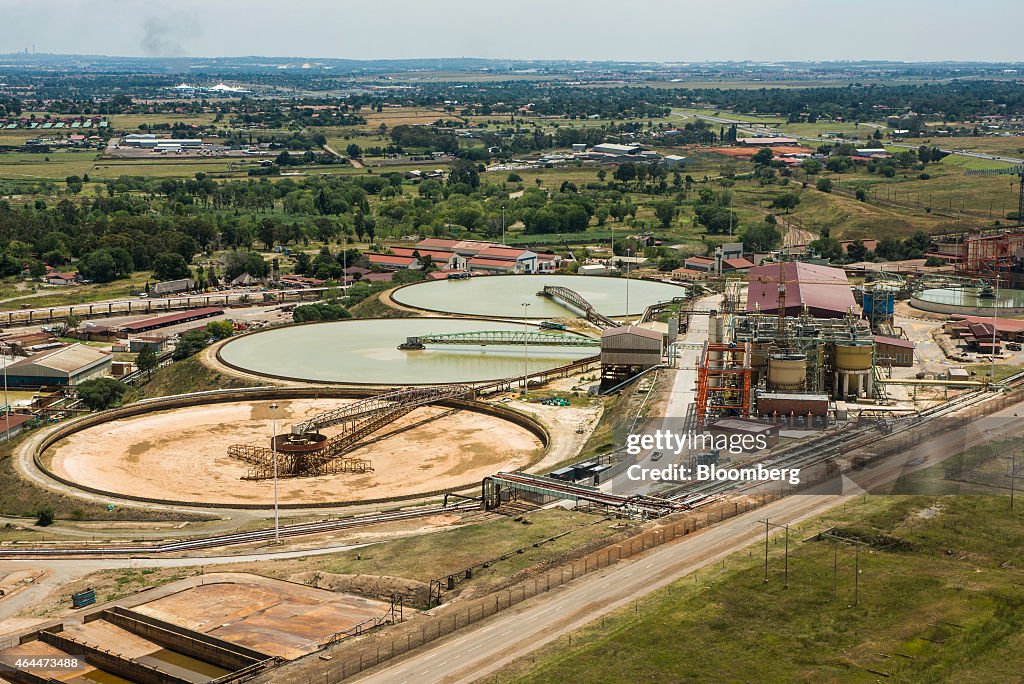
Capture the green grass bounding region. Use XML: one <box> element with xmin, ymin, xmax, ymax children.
<box><xmin>938</xmin><ymin>155</ymin><xmax>1016</xmax><ymax>171</ymax></box>
<box><xmin>216</xmin><ymin>509</ymin><xmax>622</xmax><ymax>603</ymax></box>
<box><xmin>123</xmin><ymin>355</ymin><xmax>253</xmax><ymax>402</ymax></box>
<box><xmin>498</xmin><ymin>495</ymin><xmax>1024</xmax><ymax>684</ymax></box>
<box><xmin>0</xmin><ymin>273</ymin><xmax>153</xmax><ymax>311</ymax></box>
<box><xmin>0</xmin><ymin>149</ymin><xmax>101</xmax><ymax>180</ymax></box>
<box><xmin>965</xmin><ymin>362</ymin><xmax>1024</xmax><ymax>383</ymax></box>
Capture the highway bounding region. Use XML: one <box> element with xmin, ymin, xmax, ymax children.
<box><xmin>351</xmin><ymin>398</ymin><xmax>1024</xmax><ymax>684</ymax></box>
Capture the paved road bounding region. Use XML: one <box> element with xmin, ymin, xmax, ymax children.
<box><xmin>352</xmin><ymin>397</ymin><xmax>1024</xmax><ymax>684</ymax></box>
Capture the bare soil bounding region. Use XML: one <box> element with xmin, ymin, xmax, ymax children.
<box><xmin>44</xmin><ymin>399</ymin><xmax>542</xmax><ymax>505</ymax></box>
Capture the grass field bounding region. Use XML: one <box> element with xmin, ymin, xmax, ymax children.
<box><xmin>0</xmin><ymin>273</ymin><xmax>152</xmax><ymax>311</ymax></box>
<box><xmin>0</xmin><ymin>149</ymin><xmax>101</xmax><ymax>180</ymax></box>
<box><xmin>918</xmin><ymin>135</ymin><xmax>1024</xmax><ymax>158</ymax></box>
<box><xmin>499</xmin><ymin>494</ymin><xmax>1024</xmax><ymax>683</ymax></box>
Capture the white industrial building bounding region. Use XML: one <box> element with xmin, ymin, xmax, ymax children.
<box><xmin>122</xmin><ymin>134</ymin><xmax>204</xmax><ymax>149</ymax></box>
<box><xmin>590</xmin><ymin>143</ymin><xmax>643</xmax><ymax>156</ymax></box>
<box><xmin>5</xmin><ymin>344</ymin><xmax>111</xmax><ymax>387</ymax></box>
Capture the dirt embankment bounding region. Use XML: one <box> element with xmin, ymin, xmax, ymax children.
<box><xmin>290</xmin><ymin>571</ymin><xmax>431</xmax><ymax>607</ymax></box>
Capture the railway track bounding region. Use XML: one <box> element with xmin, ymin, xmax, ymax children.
<box><xmin>663</xmin><ymin>370</ymin><xmax>1024</xmax><ymax>507</ymax></box>
<box><xmin>0</xmin><ymin>502</ymin><xmax>478</xmax><ymax>559</ymax></box>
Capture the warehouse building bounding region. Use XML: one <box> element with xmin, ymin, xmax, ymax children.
<box><xmin>152</xmin><ymin>278</ymin><xmax>196</xmax><ymax>295</ymax></box>
<box><xmin>4</xmin><ymin>344</ymin><xmax>111</xmax><ymax>387</ymax></box>
<box><xmin>600</xmin><ymin>326</ymin><xmax>664</xmax><ymax>390</ymax></box>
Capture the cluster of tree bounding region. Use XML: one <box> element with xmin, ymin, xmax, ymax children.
<box><xmin>742</xmin><ymin>216</ymin><xmax>783</xmax><ymax>252</ymax></box>
<box><xmin>292</xmin><ymin>301</ymin><xmax>351</xmax><ymax>322</ymax></box>
<box><xmin>170</xmin><ymin>321</ymin><xmax>233</xmax><ymax>361</ymax></box>
<box><xmin>693</xmin><ymin>188</ymin><xmax>740</xmax><ymax>235</ymax></box>
<box><xmin>76</xmin><ymin>377</ymin><xmax>128</xmax><ymax>410</ymax></box>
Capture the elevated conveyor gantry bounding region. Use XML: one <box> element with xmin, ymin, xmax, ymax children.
<box><xmin>398</xmin><ymin>330</ymin><xmax>601</xmax><ymax>350</ymax></box>
<box><xmin>228</xmin><ymin>385</ymin><xmax>475</xmax><ymax>480</ymax></box>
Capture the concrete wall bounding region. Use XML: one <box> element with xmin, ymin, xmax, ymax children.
<box><xmin>32</xmin><ymin>386</ymin><xmax>550</xmax><ymax>510</ymax></box>
<box><xmin>100</xmin><ymin>607</ymin><xmax>271</xmax><ymax>671</ymax></box>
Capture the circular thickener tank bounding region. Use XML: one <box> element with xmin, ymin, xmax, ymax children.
<box><xmin>834</xmin><ymin>343</ymin><xmax>874</xmax><ymax>372</ymax></box>
<box><xmin>767</xmin><ymin>354</ymin><xmax>806</xmax><ymax>391</ymax></box>
<box><xmin>911</xmin><ymin>287</ymin><xmax>1024</xmax><ymax>316</ymax></box>
<box><xmin>391</xmin><ymin>274</ymin><xmax>686</xmax><ymax>318</ymax></box>
<box><xmin>216</xmin><ymin>317</ymin><xmax>598</xmax><ymax>385</ymax></box>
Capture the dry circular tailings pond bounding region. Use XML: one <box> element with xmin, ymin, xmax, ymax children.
<box><xmin>43</xmin><ymin>398</ymin><xmax>542</xmax><ymax>506</ymax></box>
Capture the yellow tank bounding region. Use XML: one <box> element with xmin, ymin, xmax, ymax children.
<box><xmin>834</xmin><ymin>343</ymin><xmax>873</xmax><ymax>372</ymax></box>
<box><xmin>768</xmin><ymin>354</ymin><xmax>806</xmax><ymax>391</ymax></box>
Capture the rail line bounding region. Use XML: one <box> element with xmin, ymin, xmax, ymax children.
<box><xmin>663</xmin><ymin>370</ymin><xmax>1024</xmax><ymax>507</ymax></box>
<box><xmin>0</xmin><ymin>503</ymin><xmax>478</xmax><ymax>559</ymax></box>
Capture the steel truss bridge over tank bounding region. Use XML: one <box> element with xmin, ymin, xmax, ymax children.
<box><xmin>537</xmin><ymin>286</ymin><xmax>618</xmax><ymax>328</ymax></box>
<box><xmin>227</xmin><ymin>385</ymin><xmax>474</xmax><ymax>480</ymax></box>
<box><xmin>398</xmin><ymin>330</ymin><xmax>601</xmax><ymax>350</ymax></box>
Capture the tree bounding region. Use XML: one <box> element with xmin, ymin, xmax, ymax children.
<box><xmin>78</xmin><ymin>248</ymin><xmax>134</xmax><ymax>283</ymax></box>
<box><xmin>172</xmin><ymin>329</ymin><xmax>211</xmax><ymax>360</ymax></box>
<box><xmin>447</xmin><ymin>159</ymin><xmax>480</xmax><ymax>189</ymax></box>
<box><xmin>346</xmin><ymin>143</ymin><xmax>362</xmax><ymax>158</ymax></box>
<box><xmin>846</xmin><ymin>240</ymin><xmax>869</xmax><ymax>262</ymax></box>
<box><xmin>653</xmin><ymin>201</ymin><xmax>676</xmax><ymax>228</ymax></box>
<box><xmin>76</xmin><ymin>377</ymin><xmax>128</xmax><ymax>410</ymax></box>
<box><xmin>35</xmin><ymin>507</ymin><xmax>54</xmax><ymax>527</ymax></box>
<box><xmin>770</xmin><ymin>193</ymin><xmax>801</xmax><ymax>213</ymax></box>
<box><xmin>65</xmin><ymin>175</ymin><xmax>83</xmax><ymax>194</ymax></box>
<box><xmin>292</xmin><ymin>302</ymin><xmax>351</xmax><ymax>322</ymax></box>
<box><xmin>751</xmin><ymin>147</ymin><xmax>774</xmax><ymax>165</ymax></box>
<box><xmin>206</xmin><ymin>320</ymin><xmax>234</xmax><ymax>340</ymax></box>
<box><xmin>224</xmin><ymin>251</ymin><xmax>269</xmax><ymax>280</ymax></box>
<box><xmin>152</xmin><ymin>252</ymin><xmax>191</xmax><ymax>281</ymax></box>
<box><xmin>810</xmin><ymin>236</ymin><xmax>844</xmax><ymax>262</ymax></box>
<box><xmin>816</xmin><ymin>177</ymin><xmax>833</xmax><ymax>193</ymax></box>
<box><xmin>53</xmin><ymin>313</ymin><xmax>80</xmax><ymax>337</ymax></box>
<box><xmin>135</xmin><ymin>345</ymin><xmax>159</xmax><ymax>377</ymax></box>
<box><xmin>742</xmin><ymin>220</ymin><xmax>782</xmax><ymax>252</ymax></box>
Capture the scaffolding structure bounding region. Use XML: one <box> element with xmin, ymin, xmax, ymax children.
<box><xmin>730</xmin><ymin>310</ymin><xmax>876</xmax><ymax>398</ymax></box>
<box><xmin>229</xmin><ymin>385</ymin><xmax>474</xmax><ymax>480</ymax></box>
<box><xmin>959</xmin><ymin>233</ymin><xmax>1024</xmax><ymax>284</ymax></box>
<box><xmin>695</xmin><ymin>342</ymin><xmax>753</xmax><ymax>427</ymax></box>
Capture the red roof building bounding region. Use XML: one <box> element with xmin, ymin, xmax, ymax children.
<box><xmin>365</xmin><ymin>253</ymin><xmax>421</xmax><ymax>270</ymax></box>
<box><xmin>746</xmin><ymin>262</ymin><xmax>857</xmax><ymax>318</ymax></box>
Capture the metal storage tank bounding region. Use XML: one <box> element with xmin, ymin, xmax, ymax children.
<box><xmin>863</xmin><ymin>288</ymin><xmax>896</xmax><ymax>317</ymax></box>
<box><xmin>767</xmin><ymin>354</ymin><xmax>807</xmax><ymax>391</ymax></box>
<box><xmin>834</xmin><ymin>343</ymin><xmax>873</xmax><ymax>371</ymax></box>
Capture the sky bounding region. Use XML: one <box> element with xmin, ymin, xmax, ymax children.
<box><xmin>1</xmin><ymin>0</ymin><xmax>1023</xmax><ymax>63</ymax></box>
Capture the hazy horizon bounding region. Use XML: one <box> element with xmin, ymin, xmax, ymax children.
<box><xmin>1</xmin><ymin>0</ymin><xmax>1023</xmax><ymax>64</ymax></box>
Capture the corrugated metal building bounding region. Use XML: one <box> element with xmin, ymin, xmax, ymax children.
<box><xmin>600</xmin><ymin>326</ymin><xmax>663</xmax><ymax>389</ymax></box>
<box><xmin>746</xmin><ymin>262</ymin><xmax>857</xmax><ymax>318</ymax></box>
<box><xmin>5</xmin><ymin>344</ymin><xmax>112</xmax><ymax>387</ymax></box>
<box><xmin>601</xmin><ymin>326</ymin><xmax>664</xmax><ymax>366</ymax></box>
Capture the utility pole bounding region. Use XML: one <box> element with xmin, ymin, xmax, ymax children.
<box><xmin>821</xmin><ymin>532</ymin><xmax>868</xmax><ymax>605</ymax></box>
<box><xmin>1008</xmin><ymin>453</ymin><xmax>1019</xmax><ymax>510</ymax></box>
<box><xmin>521</xmin><ymin>302</ymin><xmax>531</xmax><ymax>395</ymax></box>
<box><xmin>992</xmin><ymin>273</ymin><xmax>1000</xmax><ymax>383</ymax></box>
<box><xmin>757</xmin><ymin>519</ymin><xmax>790</xmax><ymax>588</ymax></box>
<box><xmin>270</xmin><ymin>402</ymin><xmax>280</xmax><ymax>544</ymax></box>
<box><xmin>625</xmin><ymin>248</ymin><xmax>632</xmax><ymax>318</ymax></box>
